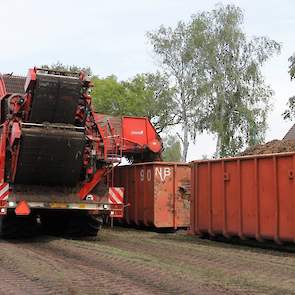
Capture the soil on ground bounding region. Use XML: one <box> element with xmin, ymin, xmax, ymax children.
<box><xmin>0</xmin><ymin>227</ymin><xmax>295</xmax><ymax>295</ymax></box>
<box><xmin>240</xmin><ymin>139</ymin><xmax>295</xmax><ymax>156</ymax></box>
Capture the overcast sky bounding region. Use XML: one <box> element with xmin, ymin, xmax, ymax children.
<box><xmin>1</xmin><ymin>0</ymin><xmax>294</xmax><ymax>160</ymax></box>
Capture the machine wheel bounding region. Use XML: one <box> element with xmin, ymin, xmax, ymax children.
<box><xmin>65</xmin><ymin>214</ymin><xmax>102</xmax><ymax>237</ymax></box>
<box><xmin>0</xmin><ymin>214</ymin><xmax>38</xmax><ymax>238</ymax></box>
<box><xmin>41</xmin><ymin>215</ymin><xmax>67</xmax><ymax>235</ymax></box>
<box><xmin>41</xmin><ymin>212</ymin><xmax>101</xmax><ymax>237</ymax></box>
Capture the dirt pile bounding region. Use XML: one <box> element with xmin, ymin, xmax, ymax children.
<box><xmin>240</xmin><ymin>139</ymin><xmax>295</xmax><ymax>156</ymax></box>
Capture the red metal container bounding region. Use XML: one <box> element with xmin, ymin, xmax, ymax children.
<box><xmin>114</xmin><ymin>162</ymin><xmax>190</xmax><ymax>229</ymax></box>
<box><xmin>190</xmin><ymin>153</ymin><xmax>295</xmax><ymax>244</ymax></box>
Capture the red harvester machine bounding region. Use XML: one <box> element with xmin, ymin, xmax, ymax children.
<box><xmin>0</xmin><ymin>68</ymin><xmax>162</xmax><ymax>237</ymax></box>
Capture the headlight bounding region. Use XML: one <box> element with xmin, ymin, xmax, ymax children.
<box><xmin>86</xmin><ymin>194</ymin><xmax>94</xmax><ymax>201</ymax></box>
<box><xmin>8</xmin><ymin>201</ymin><xmax>15</xmax><ymax>207</ymax></box>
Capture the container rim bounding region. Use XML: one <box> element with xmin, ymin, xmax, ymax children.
<box><xmin>190</xmin><ymin>151</ymin><xmax>295</xmax><ymax>165</ymax></box>
<box><xmin>118</xmin><ymin>161</ymin><xmax>189</xmax><ymax>167</ymax></box>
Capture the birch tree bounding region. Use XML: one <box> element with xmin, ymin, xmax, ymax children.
<box><xmin>148</xmin><ymin>4</ymin><xmax>280</xmax><ymax>159</ymax></box>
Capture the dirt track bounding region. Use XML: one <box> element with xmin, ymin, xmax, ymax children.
<box><xmin>0</xmin><ymin>227</ymin><xmax>295</xmax><ymax>295</ymax></box>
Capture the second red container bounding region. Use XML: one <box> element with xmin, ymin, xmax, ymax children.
<box><xmin>114</xmin><ymin>162</ymin><xmax>190</xmax><ymax>229</ymax></box>
<box><xmin>190</xmin><ymin>152</ymin><xmax>295</xmax><ymax>244</ymax></box>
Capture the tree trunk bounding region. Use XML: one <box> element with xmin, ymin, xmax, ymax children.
<box><xmin>181</xmin><ymin>121</ymin><xmax>189</xmax><ymax>162</ymax></box>
<box><xmin>180</xmin><ymin>89</ymin><xmax>189</xmax><ymax>162</ymax></box>
<box><xmin>215</xmin><ymin>135</ymin><xmax>221</xmax><ymax>158</ymax></box>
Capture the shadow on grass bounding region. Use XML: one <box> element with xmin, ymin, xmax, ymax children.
<box><xmin>154</xmin><ymin>232</ymin><xmax>295</xmax><ymax>256</ymax></box>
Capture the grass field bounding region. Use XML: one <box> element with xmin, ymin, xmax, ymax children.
<box><xmin>0</xmin><ymin>227</ymin><xmax>294</xmax><ymax>294</ymax></box>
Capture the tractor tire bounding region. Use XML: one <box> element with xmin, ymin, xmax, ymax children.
<box><xmin>41</xmin><ymin>213</ymin><xmax>101</xmax><ymax>237</ymax></box>
<box><xmin>65</xmin><ymin>214</ymin><xmax>102</xmax><ymax>237</ymax></box>
<box><xmin>0</xmin><ymin>214</ymin><xmax>38</xmax><ymax>238</ymax></box>
<box><xmin>41</xmin><ymin>215</ymin><xmax>67</xmax><ymax>236</ymax></box>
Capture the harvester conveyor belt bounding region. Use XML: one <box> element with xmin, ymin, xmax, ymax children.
<box><xmin>29</xmin><ymin>74</ymin><xmax>81</xmax><ymax>124</ymax></box>
<box><xmin>14</xmin><ymin>126</ymin><xmax>85</xmax><ymax>186</ymax></box>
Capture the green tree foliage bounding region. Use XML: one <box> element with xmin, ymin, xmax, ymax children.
<box><xmin>147</xmin><ymin>21</ymin><xmax>202</xmax><ymax>161</ymax></box>
<box><xmin>148</xmin><ymin>4</ymin><xmax>280</xmax><ymax>159</ymax></box>
<box><xmin>91</xmin><ymin>75</ymin><xmax>127</xmax><ymax>114</ymax></box>
<box><xmin>193</xmin><ymin>5</ymin><xmax>281</xmax><ymax>157</ymax></box>
<box><xmin>162</xmin><ymin>135</ymin><xmax>182</xmax><ymax>162</ymax></box>
<box><xmin>91</xmin><ymin>73</ymin><xmax>176</xmax><ymax>132</ymax></box>
<box><xmin>289</xmin><ymin>54</ymin><xmax>295</xmax><ymax>80</ymax></box>
<box><xmin>282</xmin><ymin>96</ymin><xmax>295</xmax><ymax>121</ymax></box>
<box><xmin>282</xmin><ymin>54</ymin><xmax>295</xmax><ymax>120</ymax></box>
